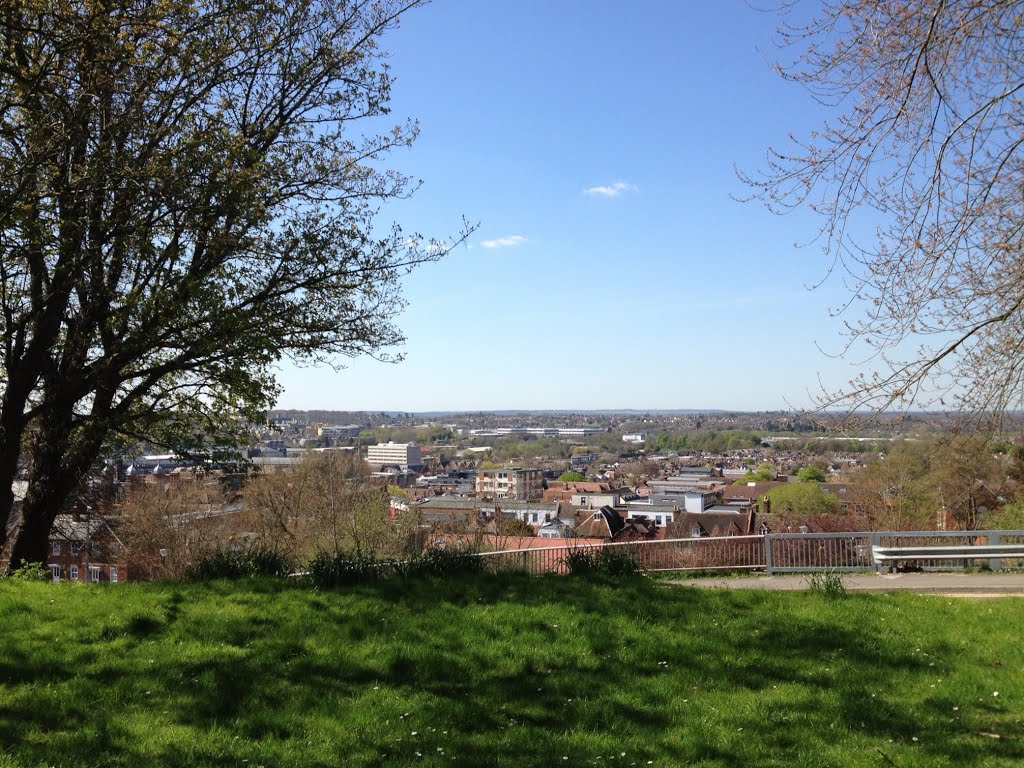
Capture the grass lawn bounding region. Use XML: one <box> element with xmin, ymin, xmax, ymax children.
<box><xmin>1</xmin><ymin>574</ymin><xmax>1022</xmax><ymax>767</ymax></box>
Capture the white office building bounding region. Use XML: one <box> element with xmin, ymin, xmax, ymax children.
<box><xmin>366</xmin><ymin>441</ymin><xmax>422</xmax><ymax>469</ymax></box>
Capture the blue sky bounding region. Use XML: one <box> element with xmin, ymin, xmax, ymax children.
<box><xmin>275</xmin><ymin>0</ymin><xmax>865</xmax><ymax>412</ymax></box>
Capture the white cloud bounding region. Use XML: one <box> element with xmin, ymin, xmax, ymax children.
<box><xmin>404</xmin><ymin>238</ymin><xmax>460</xmax><ymax>254</ymax></box>
<box><xmin>583</xmin><ymin>181</ymin><xmax>638</xmax><ymax>198</ymax></box>
<box><xmin>481</xmin><ymin>235</ymin><xmax>527</xmax><ymax>249</ymax></box>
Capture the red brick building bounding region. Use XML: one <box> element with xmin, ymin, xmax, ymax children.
<box><xmin>47</xmin><ymin>513</ymin><xmax>128</xmax><ymax>583</ymax></box>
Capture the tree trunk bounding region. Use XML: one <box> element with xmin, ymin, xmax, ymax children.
<box><xmin>0</xmin><ymin>373</ymin><xmax>38</xmax><ymax>552</ymax></box>
<box><xmin>6</xmin><ymin>497</ymin><xmax>59</xmax><ymax>568</ymax></box>
<box><xmin>5</xmin><ymin>406</ymin><xmax>103</xmax><ymax>570</ymax></box>
<box><xmin>0</xmin><ymin>420</ymin><xmax>24</xmax><ymax>552</ymax></box>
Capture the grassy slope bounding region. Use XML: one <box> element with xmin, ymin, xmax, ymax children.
<box><xmin>1</xmin><ymin>575</ymin><xmax>1022</xmax><ymax>768</ymax></box>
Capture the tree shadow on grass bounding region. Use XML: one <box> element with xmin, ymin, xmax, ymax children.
<box><xmin>1</xmin><ymin>577</ymin><xmax>1022</xmax><ymax>767</ymax></box>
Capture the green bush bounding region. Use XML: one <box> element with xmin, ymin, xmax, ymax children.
<box><xmin>405</xmin><ymin>546</ymin><xmax>484</xmax><ymax>578</ymax></box>
<box><xmin>563</xmin><ymin>547</ymin><xmax>642</xmax><ymax>577</ymax></box>
<box><xmin>186</xmin><ymin>548</ymin><xmax>294</xmax><ymax>581</ymax></box>
<box><xmin>307</xmin><ymin>546</ymin><xmax>484</xmax><ymax>588</ymax></box>
<box><xmin>306</xmin><ymin>551</ymin><xmax>388</xmax><ymax>587</ymax></box>
<box><xmin>7</xmin><ymin>561</ymin><xmax>49</xmax><ymax>581</ymax></box>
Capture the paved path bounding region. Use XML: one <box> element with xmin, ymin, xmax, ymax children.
<box><xmin>669</xmin><ymin>572</ymin><xmax>1024</xmax><ymax>596</ymax></box>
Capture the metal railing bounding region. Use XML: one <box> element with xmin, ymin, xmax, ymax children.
<box><xmin>476</xmin><ymin>535</ymin><xmax>767</xmax><ymax>574</ymax></box>
<box><xmin>765</xmin><ymin>532</ymin><xmax>875</xmax><ymax>573</ymax></box>
<box><xmin>474</xmin><ymin>530</ymin><xmax>1024</xmax><ymax>575</ymax></box>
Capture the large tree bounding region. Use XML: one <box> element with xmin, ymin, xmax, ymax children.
<box><xmin>766</xmin><ymin>481</ymin><xmax>840</xmax><ymax>519</ymax></box>
<box><xmin>243</xmin><ymin>451</ymin><xmax>419</xmax><ymax>561</ymax></box>
<box><xmin>746</xmin><ymin>1</ymin><xmax>1024</xmax><ymax>425</ymax></box>
<box><xmin>0</xmin><ymin>0</ymin><xmax>464</xmax><ymax>568</ymax></box>
<box><xmin>847</xmin><ymin>445</ymin><xmax>937</xmax><ymax>530</ymax></box>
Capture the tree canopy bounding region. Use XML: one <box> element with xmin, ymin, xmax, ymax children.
<box><xmin>734</xmin><ymin>462</ymin><xmax>776</xmax><ymax>484</ymax></box>
<box><xmin>795</xmin><ymin>466</ymin><xmax>827</xmax><ymax>483</ymax></box>
<box><xmin>0</xmin><ymin>0</ymin><xmax>463</xmax><ymax>567</ymax></box>
<box><xmin>766</xmin><ymin>482</ymin><xmax>840</xmax><ymax>519</ymax></box>
<box><xmin>747</xmin><ymin>1</ymin><xmax>1024</xmax><ymax>425</ymax></box>
<box><xmin>848</xmin><ymin>437</ymin><xmax>1004</xmax><ymax>530</ymax></box>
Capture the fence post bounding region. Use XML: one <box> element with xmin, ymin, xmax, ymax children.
<box><xmin>989</xmin><ymin>531</ymin><xmax>1002</xmax><ymax>571</ymax></box>
<box><xmin>871</xmin><ymin>532</ymin><xmax>883</xmax><ymax>572</ymax></box>
<box><xmin>764</xmin><ymin>534</ymin><xmax>773</xmax><ymax>575</ymax></box>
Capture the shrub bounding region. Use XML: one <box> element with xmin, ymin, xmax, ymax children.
<box><xmin>307</xmin><ymin>546</ymin><xmax>484</xmax><ymax>588</ymax></box>
<box><xmin>186</xmin><ymin>548</ymin><xmax>294</xmax><ymax>581</ymax></box>
<box><xmin>7</xmin><ymin>561</ymin><xmax>49</xmax><ymax>581</ymax></box>
<box><xmin>406</xmin><ymin>546</ymin><xmax>484</xmax><ymax>578</ymax></box>
<box><xmin>306</xmin><ymin>551</ymin><xmax>387</xmax><ymax>588</ymax></box>
<box><xmin>564</xmin><ymin>547</ymin><xmax>642</xmax><ymax>577</ymax></box>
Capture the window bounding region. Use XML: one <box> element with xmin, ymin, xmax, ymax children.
<box><xmin>49</xmin><ymin>564</ymin><xmax>61</xmax><ymax>583</ymax></box>
<box><xmin>109</xmin><ymin>544</ymin><xmax>119</xmax><ymax>559</ymax></box>
<box><xmin>70</xmin><ymin>565</ymin><xmax>79</xmax><ymax>581</ymax></box>
<box><xmin>51</xmin><ymin>541</ymin><xmax>61</xmax><ymax>556</ymax></box>
<box><xmin>70</xmin><ymin>542</ymin><xmax>80</xmax><ymax>556</ymax></box>
<box><xmin>109</xmin><ymin>567</ymin><xmax>118</xmax><ymax>583</ymax></box>
<box><xmin>89</xmin><ymin>566</ymin><xmax>101</xmax><ymax>583</ymax></box>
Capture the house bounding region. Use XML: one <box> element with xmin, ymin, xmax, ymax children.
<box><xmin>48</xmin><ymin>512</ymin><xmax>128</xmax><ymax>583</ymax></box>
<box><xmin>622</xmin><ymin>503</ymin><xmax>680</xmax><ymax>527</ymax></box>
<box><xmin>706</xmin><ymin>501</ymin><xmax>757</xmax><ymax>516</ymax></box>
<box><xmin>672</xmin><ymin>466</ymin><xmax>722</xmax><ymax>479</ymax></box>
<box><xmin>646</xmin><ymin>477</ymin><xmax>724</xmax><ymax>495</ymax></box>
<box><xmin>543</xmin><ymin>481</ymin><xmax>636</xmax><ymax>506</ymax></box>
<box><xmin>496</xmin><ymin>501</ymin><xmax>562</xmax><ymax>529</ymax></box>
<box><xmin>571</xmin><ymin>489</ymin><xmax>624</xmax><ymax>509</ymax></box>
<box><xmin>537</xmin><ymin>517</ymin><xmax>574</xmax><ymax>538</ymax></box>
<box><xmin>667</xmin><ymin>510</ymin><xmax>756</xmax><ymax>539</ymax></box>
<box><xmin>476</xmin><ymin>467</ymin><xmax>543</xmax><ymax>501</ymax></box>
<box><xmin>414</xmin><ymin>497</ymin><xmax>489</xmax><ymax>529</ymax></box>
<box><xmin>573</xmin><ymin>506</ymin><xmax>656</xmax><ymax>541</ymax></box>
<box><xmin>643</xmin><ymin>477</ymin><xmax>724</xmax><ymax>511</ymax></box>
<box><xmin>543</xmin><ymin>481</ymin><xmax>604</xmax><ymax>503</ymax></box>
<box><xmin>642</xmin><ymin>490</ymin><xmax>718</xmax><ymax>513</ymax></box>
<box><xmin>415</xmin><ymin>470</ymin><xmax>476</xmax><ymax>496</ymax></box>
<box><xmin>721</xmin><ymin>481</ymin><xmax>782</xmax><ymax>513</ymax></box>
<box><xmin>574</xmin><ymin>506</ymin><xmax>625</xmax><ymax>539</ymax></box>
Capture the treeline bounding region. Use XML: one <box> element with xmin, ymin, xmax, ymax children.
<box><xmin>766</xmin><ymin>438</ymin><xmax>1024</xmax><ymax>531</ymax></box>
<box><xmin>356</xmin><ymin>426</ymin><xmax>454</xmax><ymax>445</ymax></box>
<box><xmin>471</xmin><ymin>437</ymin><xmax>587</xmax><ymax>463</ymax></box>
<box><xmin>647</xmin><ymin>430</ymin><xmax>765</xmax><ymax>454</ymax></box>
